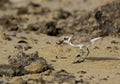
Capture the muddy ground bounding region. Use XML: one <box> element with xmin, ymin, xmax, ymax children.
<box><xmin>0</xmin><ymin>0</ymin><xmax>120</xmax><ymax>84</ymax></box>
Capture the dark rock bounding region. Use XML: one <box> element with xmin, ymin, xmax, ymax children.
<box><xmin>17</xmin><ymin>7</ymin><xmax>28</xmax><ymax>15</ymax></box>
<box><xmin>0</xmin><ymin>16</ymin><xmax>20</xmax><ymax>31</ymax></box>
<box><xmin>27</xmin><ymin>23</ymin><xmax>40</xmax><ymax>31</ymax></box>
<box><xmin>0</xmin><ymin>64</ymin><xmax>14</xmax><ymax>77</ymax></box>
<box><xmin>18</xmin><ymin>40</ymin><xmax>28</xmax><ymax>44</ymax></box>
<box><xmin>53</xmin><ymin>69</ymin><xmax>76</xmax><ymax>84</ymax></box>
<box><xmin>80</xmin><ymin>71</ymin><xmax>87</xmax><ymax>74</ymax></box>
<box><xmin>94</xmin><ymin>10</ymin><xmax>103</xmax><ymax>22</ymax></box>
<box><xmin>8</xmin><ymin>51</ymin><xmax>51</xmax><ymax>76</ymax></box>
<box><xmin>40</xmin><ymin>21</ymin><xmax>59</xmax><ymax>36</ymax></box>
<box><xmin>14</xmin><ymin>45</ymin><xmax>32</xmax><ymax>51</ymax></box>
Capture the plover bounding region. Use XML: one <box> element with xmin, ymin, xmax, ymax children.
<box><xmin>60</xmin><ymin>33</ymin><xmax>102</xmax><ymax>63</ymax></box>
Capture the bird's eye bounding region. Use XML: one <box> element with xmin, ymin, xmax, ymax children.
<box><xmin>64</xmin><ymin>38</ymin><xmax>68</xmax><ymax>40</ymax></box>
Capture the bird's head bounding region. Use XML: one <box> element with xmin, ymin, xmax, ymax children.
<box><xmin>62</xmin><ymin>36</ymin><xmax>70</xmax><ymax>43</ymax></box>
<box><xmin>56</xmin><ymin>35</ymin><xmax>72</xmax><ymax>45</ymax></box>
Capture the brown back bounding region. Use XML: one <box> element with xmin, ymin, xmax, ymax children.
<box><xmin>70</xmin><ymin>33</ymin><xmax>91</xmax><ymax>44</ymax></box>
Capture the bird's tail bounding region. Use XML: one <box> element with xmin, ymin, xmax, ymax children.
<box><xmin>90</xmin><ymin>37</ymin><xmax>102</xmax><ymax>44</ymax></box>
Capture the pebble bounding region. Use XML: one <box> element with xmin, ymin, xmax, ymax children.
<box><xmin>24</xmin><ymin>60</ymin><xmax>47</xmax><ymax>73</ymax></box>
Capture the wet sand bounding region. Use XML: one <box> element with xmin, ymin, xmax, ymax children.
<box><xmin>0</xmin><ymin>0</ymin><xmax>120</xmax><ymax>84</ymax></box>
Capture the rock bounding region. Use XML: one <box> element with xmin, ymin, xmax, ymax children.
<box><xmin>17</xmin><ymin>7</ymin><xmax>28</xmax><ymax>15</ymax></box>
<box><xmin>53</xmin><ymin>70</ymin><xmax>76</xmax><ymax>84</ymax></box>
<box><xmin>77</xmin><ymin>70</ymin><xmax>87</xmax><ymax>74</ymax></box>
<box><xmin>37</xmin><ymin>69</ymin><xmax>76</xmax><ymax>84</ymax></box>
<box><xmin>8</xmin><ymin>51</ymin><xmax>51</xmax><ymax>76</ymax></box>
<box><xmin>27</xmin><ymin>23</ymin><xmax>40</xmax><ymax>31</ymax></box>
<box><xmin>39</xmin><ymin>21</ymin><xmax>59</xmax><ymax>36</ymax></box>
<box><xmin>24</xmin><ymin>60</ymin><xmax>47</xmax><ymax>73</ymax></box>
<box><xmin>0</xmin><ymin>26</ymin><xmax>12</xmax><ymax>41</ymax></box>
<box><xmin>0</xmin><ymin>64</ymin><xmax>14</xmax><ymax>77</ymax></box>
<box><xmin>14</xmin><ymin>44</ymin><xmax>32</xmax><ymax>51</ymax></box>
<box><xmin>0</xmin><ymin>16</ymin><xmax>19</xmax><ymax>31</ymax></box>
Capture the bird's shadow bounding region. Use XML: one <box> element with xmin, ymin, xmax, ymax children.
<box><xmin>86</xmin><ymin>57</ymin><xmax>120</xmax><ymax>61</ymax></box>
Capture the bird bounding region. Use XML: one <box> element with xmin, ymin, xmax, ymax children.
<box><xmin>60</xmin><ymin>33</ymin><xmax>102</xmax><ymax>63</ymax></box>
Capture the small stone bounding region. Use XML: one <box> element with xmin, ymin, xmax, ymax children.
<box><xmin>106</xmin><ymin>46</ymin><xmax>111</xmax><ymax>49</ymax></box>
<box><xmin>102</xmin><ymin>78</ymin><xmax>107</xmax><ymax>80</ymax></box>
<box><xmin>111</xmin><ymin>40</ymin><xmax>119</xmax><ymax>44</ymax></box>
<box><xmin>54</xmin><ymin>70</ymin><xmax>76</xmax><ymax>84</ymax></box>
<box><xmin>18</xmin><ymin>40</ymin><xmax>28</xmax><ymax>44</ymax></box>
<box><xmin>24</xmin><ymin>61</ymin><xmax>47</xmax><ymax>73</ymax></box>
<box><xmin>77</xmin><ymin>70</ymin><xmax>87</xmax><ymax>74</ymax></box>
<box><xmin>43</xmin><ymin>69</ymin><xmax>53</xmax><ymax>76</ymax></box>
<box><xmin>94</xmin><ymin>46</ymin><xmax>99</xmax><ymax>49</ymax></box>
<box><xmin>51</xmin><ymin>60</ymin><xmax>56</xmax><ymax>62</ymax></box>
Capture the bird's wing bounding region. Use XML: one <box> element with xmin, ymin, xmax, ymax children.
<box><xmin>70</xmin><ymin>34</ymin><xmax>91</xmax><ymax>44</ymax></box>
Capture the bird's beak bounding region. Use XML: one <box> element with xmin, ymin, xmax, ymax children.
<box><xmin>63</xmin><ymin>40</ymin><xmax>69</xmax><ymax>44</ymax></box>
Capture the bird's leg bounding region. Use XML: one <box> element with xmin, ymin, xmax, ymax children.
<box><xmin>73</xmin><ymin>49</ymin><xmax>85</xmax><ymax>63</ymax></box>
<box><xmin>82</xmin><ymin>48</ymin><xmax>89</xmax><ymax>61</ymax></box>
<box><xmin>73</xmin><ymin>48</ymin><xmax>90</xmax><ymax>64</ymax></box>
<box><xmin>86</xmin><ymin>48</ymin><xmax>90</xmax><ymax>56</ymax></box>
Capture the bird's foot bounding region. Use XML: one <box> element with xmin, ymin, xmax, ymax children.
<box><xmin>72</xmin><ymin>59</ymin><xmax>85</xmax><ymax>64</ymax></box>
